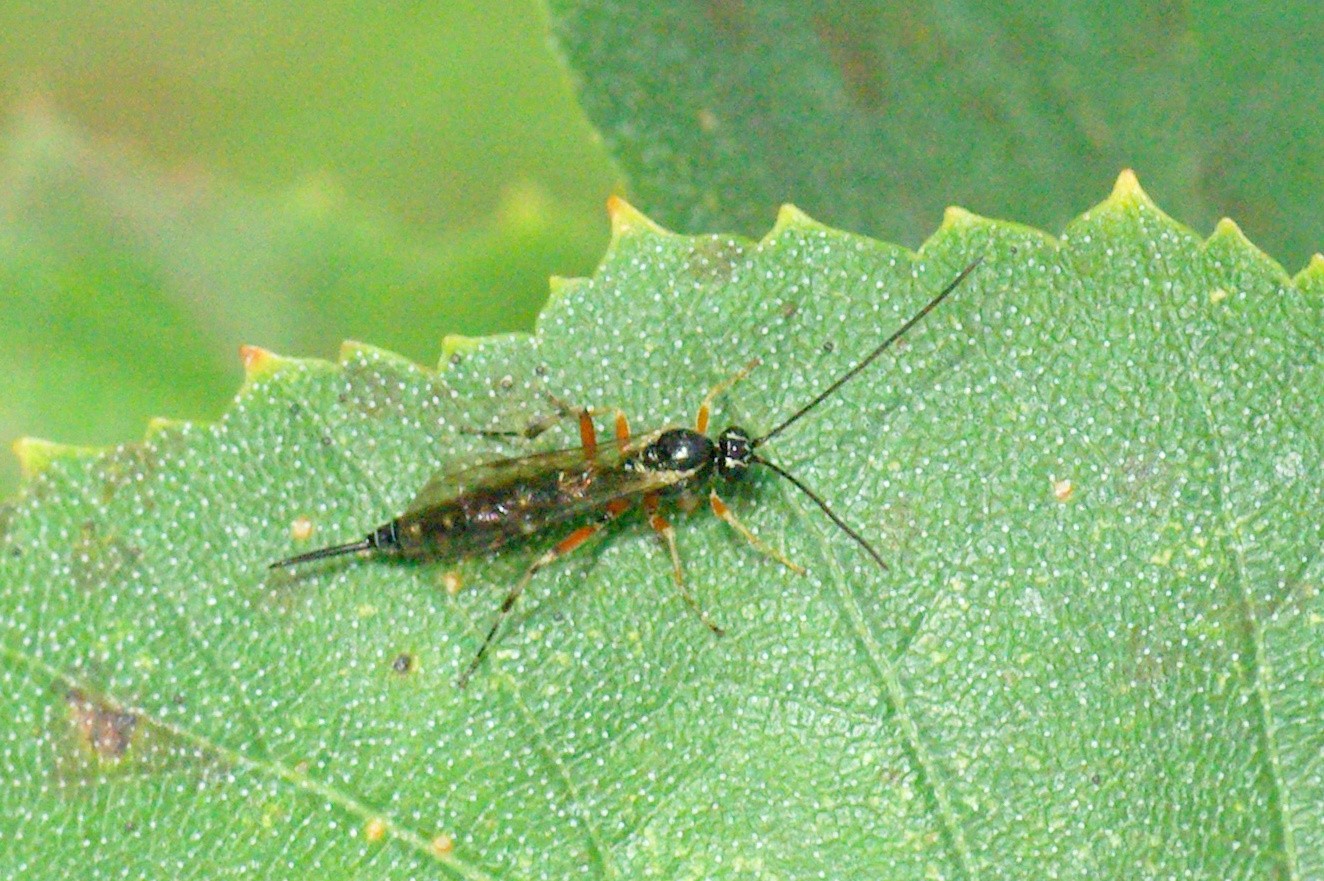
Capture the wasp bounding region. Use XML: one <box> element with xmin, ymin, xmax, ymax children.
<box><xmin>271</xmin><ymin>259</ymin><xmax>982</xmax><ymax>687</ymax></box>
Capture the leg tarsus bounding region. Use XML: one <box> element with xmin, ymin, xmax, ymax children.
<box><xmin>646</xmin><ymin>502</ymin><xmax>724</xmax><ymax>636</ymax></box>
<box><xmin>709</xmin><ymin>490</ymin><xmax>806</xmax><ymax>575</ymax></box>
<box><xmin>456</xmin><ymin>520</ymin><xmax>606</xmax><ymax>688</ymax></box>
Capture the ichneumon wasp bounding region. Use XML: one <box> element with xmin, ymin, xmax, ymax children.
<box><xmin>271</xmin><ymin>258</ymin><xmax>982</xmax><ymax>687</ymax></box>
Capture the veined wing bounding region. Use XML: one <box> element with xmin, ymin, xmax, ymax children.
<box><xmin>403</xmin><ymin>428</ymin><xmax>685</xmax><ymax>521</ymax></box>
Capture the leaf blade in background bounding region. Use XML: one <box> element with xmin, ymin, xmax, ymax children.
<box><xmin>1</xmin><ymin>178</ymin><xmax>1320</xmax><ymax>878</ymax></box>
<box><xmin>546</xmin><ymin>0</ymin><xmax>1324</xmax><ymax>270</ymax></box>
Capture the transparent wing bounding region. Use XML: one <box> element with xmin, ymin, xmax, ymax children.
<box><xmin>402</xmin><ymin>428</ymin><xmax>684</xmax><ymax>522</ymax></box>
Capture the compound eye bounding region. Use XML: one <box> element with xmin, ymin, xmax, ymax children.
<box><xmin>717</xmin><ymin>426</ymin><xmax>753</xmax><ymax>477</ymax></box>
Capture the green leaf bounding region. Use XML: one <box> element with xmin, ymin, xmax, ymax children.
<box><xmin>3</xmin><ymin>176</ymin><xmax>1321</xmax><ymax>878</ymax></box>
<box><xmin>546</xmin><ymin>0</ymin><xmax>1324</xmax><ymax>269</ymax></box>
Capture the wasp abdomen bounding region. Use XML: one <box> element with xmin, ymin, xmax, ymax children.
<box><xmin>394</xmin><ymin>463</ymin><xmax>602</xmax><ymax>561</ymax></box>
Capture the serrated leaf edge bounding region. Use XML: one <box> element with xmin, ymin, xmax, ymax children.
<box><xmin>12</xmin><ymin>173</ymin><xmax>1309</xmax><ymax>490</ymax></box>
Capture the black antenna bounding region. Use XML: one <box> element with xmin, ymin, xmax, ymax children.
<box><xmin>753</xmin><ymin>456</ymin><xmax>889</xmax><ymax>571</ymax></box>
<box><xmin>754</xmin><ymin>257</ymin><xmax>982</xmax><ymax>448</ymax></box>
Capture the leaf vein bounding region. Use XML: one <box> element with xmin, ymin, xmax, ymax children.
<box><xmin>782</xmin><ymin>485</ymin><xmax>976</xmax><ymax>880</ymax></box>
<box><xmin>0</xmin><ymin>641</ymin><xmax>497</xmax><ymax>881</ymax></box>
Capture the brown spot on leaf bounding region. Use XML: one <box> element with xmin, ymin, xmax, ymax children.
<box><xmin>430</xmin><ymin>833</ymin><xmax>455</xmax><ymax>857</ymax></box>
<box><xmin>54</xmin><ymin>680</ymin><xmax>224</xmax><ymax>787</ymax></box>
<box><xmin>67</xmin><ymin>689</ymin><xmax>138</xmax><ymax>761</ymax></box>
<box><xmin>392</xmin><ymin>653</ymin><xmax>415</xmax><ymax>675</ymax></box>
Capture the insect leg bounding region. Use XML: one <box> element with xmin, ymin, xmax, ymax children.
<box><xmin>695</xmin><ymin>359</ymin><xmax>760</xmax><ymax>434</ymax></box>
<box><xmin>709</xmin><ymin>490</ymin><xmax>807</xmax><ymax>575</ymax></box>
<box><xmin>464</xmin><ymin>390</ymin><xmax>585</xmax><ymax>442</ymax></box>
<box><xmin>614</xmin><ymin>409</ymin><xmax>630</xmax><ymax>453</ymax></box>
<box><xmin>456</xmin><ymin>498</ymin><xmax>629</xmax><ymax>689</ymax></box>
<box><xmin>578</xmin><ymin>408</ymin><xmax>598</xmax><ymax>458</ymax></box>
<box><xmin>643</xmin><ymin>493</ymin><xmax>724</xmax><ymax>636</ymax></box>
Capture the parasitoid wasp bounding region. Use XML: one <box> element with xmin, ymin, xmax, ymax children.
<box><xmin>271</xmin><ymin>258</ymin><xmax>982</xmax><ymax>687</ymax></box>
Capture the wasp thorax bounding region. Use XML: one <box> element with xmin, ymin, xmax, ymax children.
<box><xmin>643</xmin><ymin>429</ymin><xmax>715</xmax><ymax>473</ymax></box>
<box><xmin>716</xmin><ymin>426</ymin><xmax>753</xmax><ymax>479</ymax></box>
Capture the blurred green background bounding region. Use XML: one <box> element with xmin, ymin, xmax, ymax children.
<box><xmin>0</xmin><ymin>1</ymin><xmax>617</xmax><ymax>496</ymax></box>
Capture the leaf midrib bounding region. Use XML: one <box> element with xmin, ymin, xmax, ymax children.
<box><xmin>778</xmin><ymin>480</ymin><xmax>975</xmax><ymax>880</ymax></box>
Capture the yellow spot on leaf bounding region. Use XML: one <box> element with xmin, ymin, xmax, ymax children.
<box><xmin>291</xmin><ymin>516</ymin><xmax>315</xmax><ymax>542</ymax></box>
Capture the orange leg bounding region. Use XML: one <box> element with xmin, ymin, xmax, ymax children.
<box><xmin>696</xmin><ymin>359</ymin><xmax>760</xmax><ymax>433</ymax></box>
<box><xmin>614</xmin><ymin>409</ymin><xmax>631</xmax><ymax>452</ymax></box>
<box><xmin>578</xmin><ymin>409</ymin><xmax>598</xmax><ymax>458</ymax></box>
<box><xmin>474</xmin><ymin>399</ymin><xmax>611</xmax><ymax>462</ymax></box>
<box><xmin>644</xmin><ymin>493</ymin><xmax>724</xmax><ymax>635</ymax></box>
<box><xmin>710</xmin><ymin>490</ymin><xmax>806</xmax><ymax>575</ymax></box>
<box><xmin>457</xmin><ymin>514</ymin><xmax>618</xmax><ymax>689</ymax></box>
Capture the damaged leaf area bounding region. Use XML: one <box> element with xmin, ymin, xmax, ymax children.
<box><xmin>1</xmin><ymin>175</ymin><xmax>1321</xmax><ymax>879</ymax></box>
